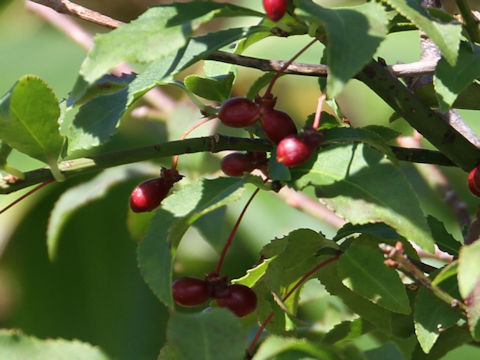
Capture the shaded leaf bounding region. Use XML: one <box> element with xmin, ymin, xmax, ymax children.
<box><xmin>290</xmin><ymin>143</ymin><xmax>434</xmax><ymax>252</ymax></box>
<box><xmin>364</xmin><ymin>342</ymin><xmax>404</xmax><ymax>360</ymax></box>
<box><xmin>47</xmin><ymin>164</ymin><xmax>156</xmax><ymax>260</ymax></box>
<box><xmin>411</xmin><ymin>326</ymin><xmax>472</xmax><ymax>360</ymax></box>
<box><xmin>72</xmin><ymin>2</ymin><xmax>263</xmax><ymax>99</ymax></box>
<box><xmin>427</xmin><ymin>215</ymin><xmax>460</xmax><ymax>257</ymax></box>
<box><xmin>338</xmin><ymin>240</ymin><xmax>411</xmax><ymax>314</ymax></box>
<box><xmin>333</xmin><ymin>222</ymin><xmax>400</xmax><ymax>242</ymax></box>
<box><xmin>0</xmin><ymin>75</ymin><xmax>62</xmax><ymax>166</ymax></box>
<box><xmin>383</xmin><ymin>0</ymin><xmax>462</xmax><ymax>65</ymax></box>
<box><xmin>458</xmin><ymin>241</ymin><xmax>480</xmax><ymax>298</ymax></box>
<box><xmin>317</xmin><ymin>259</ymin><xmax>392</xmax><ymax>334</ymax></box>
<box><xmin>296</xmin><ymin>1</ymin><xmax>388</xmax><ymax>97</ymax></box>
<box><xmin>0</xmin><ymin>329</ymin><xmax>110</xmax><ymax>360</ymax></box>
<box><xmin>157</xmin><ymin>344</ymin><xmax>180</xmax><ymax>360</ymax></box>
<box><xmin>184</xmin><ymin>72</ymin><xmax>235</xmax><ymax>102</ymax></box>
<box><xmin>167</xmin><ymin>309</ymin><xmax>244</xmax><ymax>360</ymax></box>
<box><xmin>323</xmin><ymin>318</ymin><xmax>374</xmax><ymax>345</ymax></box>
<box><xmin>246</xmin><ymin>72</ymin><xmax>276</xmax><ymax>100</ymax></box>
<box><xmin>137</xmin><ymin>177</ymin><xmax>245</xmax><ymax>307</ymax></box>
<box><xmin>434</xmin><ymin>42</ymin><xmax>480</xmax><ymax>111</ymax></box>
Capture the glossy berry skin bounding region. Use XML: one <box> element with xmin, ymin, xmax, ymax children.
<box><xmin>218</xmin><ymin>97</ymin><xmax>260</xmax><ymax>128</ymax></box>
<box><xmin>260</xmin><ymin>108</ymin><xmax>297</xmax><ymax>144</ymax></box>
<box><xmin>172</xmin><ymin>277</ymin><xmax>211</xmax><ymax>307</ymax></box>
<box><xmin>468</xmin><ymin>167</ymin><xmax>480</xmax><ymax>197</ymax></box>
<box><xmin>276</xmin><ymin>135</ymin><xmax>313</xmax><ymax>167</ymax></box>
<box><xmin>129</xmin><ymin>177</ymin><xmax>172</xmax><ymax>213</ymax></box>
<box><xmin>216</xmin><ymin>284</ymin><xmax>257</xmax><ymax>317</ymax></box>
<box><xmin>221</xmin><ymin>152</ymin><xmax>255</xmax><ymax>177</ymax></box>
<box><xmin>263</xmin><ymin>0</ymin><xmax>288</xmax><ymax>22</ymax></box>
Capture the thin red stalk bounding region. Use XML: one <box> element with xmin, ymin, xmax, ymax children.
<box><xmin>247</xmin><ymin>254</ymin><xmax>341</xmax><ymax>356</ymax></box>
<box><xmin>264</xmin><ymin>36</ymin><xmax>322</xmax><ymax>97</ymax></box>
<box><xmin>171</xmin><ymin>117</ymin><xmax>214</xmax><ymax>170</ymax></box>
<box><xmin>312</xmin><ymin>93</ymin><xmax>326</xmax><ymax>130</ymax></box>
<box><xmin>215</xmin><ymin>187</ymin><xmax>261</xmax><ymax>274</ymax></box>
<box><xmin>0</xmin><ymin>178</ymin><xmax>55</xmax><ymax>215</ymax></box>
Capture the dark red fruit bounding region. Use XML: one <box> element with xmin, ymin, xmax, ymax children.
<box><xmin>468</xmin><ymin>167</ymin><xmax>480</xmax><ymax>197</ymax></box>
<box><xmin>218</xmin><ymin>97</ymin><xmax>260</xmax><ymax>128</ymax></box>
<box><xmin>263</xmin><ymin>0</ymin><xmax>288</xmax><ymax>22</ymax></box>
<box><xmin>172</xmin><ymin>276</ymin><xmax>211</xmax><ymax>307</ymax></box>
<box><xmin>276</xmin><ymin>135</ymin><xmax>313</xmax><ymax>167</ymax></box>
<box><xmin>216</xmin><ymin>284</ymin><xmax>257</xmax><ymax>317</ymax></box>
<box><xmin>260</xmin><ymin>107</ymin><xmax>297</xmax><ymax>144</ymax></box>
<box><xmin>129</xmin><ymin>168</ymin><xmax>181</xmax><ymax>213</ymax></box>
<box><xmin>221</xmin><ymin>152</ymin><xmax>255</xmax><ymax>177</ymax></box>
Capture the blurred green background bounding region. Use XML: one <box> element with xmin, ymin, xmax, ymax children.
<box><xmin>1</xmin><ymin>1</ymin><xmax>480</xmax><ymax>359</ymax></box>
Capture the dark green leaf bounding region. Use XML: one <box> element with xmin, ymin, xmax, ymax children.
<box><xmin>426</xmin><ymin>215</ymin><xmax>460</xmax><ymax>257</ymax></box>
<box><xmin>184</xmin><ymin>72</ymin><xmax>235</xmax><ymax>102</ymax></box>
<box><xmin>296</xmin><ymin>1</ymin><xmax>388</xmax><ymax>97</ymax></box>
<box><xmin>411</xmin><ymin>326</ymin><xmax>472</xmax><ymax>360</ymax></box>
<box><xmin>383</xmin><ymin>0</ymin><xmax>462</xmax><ymax>66</ymax></box>
<box><xmin>268</xmin><ymin>147</ymin><xmax>291</xmax><ymax>181</ymax></box>
<box><xmin>290</xmin><ymin>143</ymin><xmax>434</xmax><ymax>252</ymax></box>
<box><xmin>0</xmin><ymin>75</ymin><xmax>62</xmax><ymax>166</ymax></box>
<box><xmin>323</xmin><ymin>319</ymin><xmax>374</xmax><ymax>345</ymax></box>
<box><xmin>0</xmin><ymin>141</ymin><xmax>11</xmax><ymax>168</ymax></box>
<box><xmin>435</xmin><ymin>42</ymin><xmax>480</xmax><ymax>111</ymax></box>
<box><xmin>317</xmin><ymin>260</ymin><xmax>392</xmax><ymax>334</ymax></box>
<box><xmin>137</xmin><ymin>177</ymin><xmax>244</xmax><ymax>307</ymax></box>
<box><xmin>338</xmin><ymin>240</ymin><xmax>411</xmax><ymax>314</ymax></box>
<box><xmin>167</xmin><ymin>309</ymin><xmax>244</xmax><ymax>360</ymax></box>
<box><xmin>0</xmin><ymin>329</ymin><xmax>110</xmax><ymax>360</ymax></box>
<box><xmin>333</xmin><ymin>222</ymin><xmax>400</xmax><ymax>242</ymax></box>
<box><xmin>364</xmin><ymin>342</ymin><xmax>404</xmax><ymax>360</ymax></box>
<box><xmin>72</xmin><ymin>2</ymin><xmax>263</xmax><ymax>99</ymax></box>
<box><xmin>458</xmin><ymin>241</ymin><xmax>480</xmax><ymax>298</ymax></box>
<box><xmin>246</xmin><ymin>72</ymin><xmax>276</xmax><ymax>100</ymax></box>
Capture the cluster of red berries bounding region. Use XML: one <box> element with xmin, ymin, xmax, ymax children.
<box><xmin>221</xmin><ymin>151</ymin><xmax>268</xmax><ymax>177</ymax></box>
<box><xmin>129</xmin><ymin>167</ymin><xmax>182</xmax><ymax>212</ymax></box>
<box><xmin>468</xmin><ymin>166</ymin><xmax>480</xmax><ymax>197</ymax></box>
<box><xmin>218</xmin><ymin>96</ymin><xmax>323</xmax><ymax>169</ymax></box>
<box><xmin>172</xmin><ymin>273</ymin><xmax>257</xmax><ymax>317</ymax></box>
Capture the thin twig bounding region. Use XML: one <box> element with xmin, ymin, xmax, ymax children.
<box><xmin>29</xmin><ymin>0</ymin><xmax>122</xmax><ymax>29</ymax></box>
<box><xmin>380</xmin><ymin>242</ymin><xmax>467</xmax><ymax>312</ymax></box>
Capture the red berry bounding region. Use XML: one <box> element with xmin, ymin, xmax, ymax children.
<box><xmin>468</xmin><ymin>167</ymin><xmax>480</xmax><ymax>197</ymax></box>
<box><xmin>263</xmin><ymin>0</ymin><xmax>288</xmax><ymax>22</ymax></box>
<box><xmin>216</xmin><ymin>284</ymin><xmax>257</xmax><ymax>317</ymax></box>
<box><xmin>129</xmin><ymin>168</ymin><xmax>181</xmax><ymax>213</ymax></box>
<box><xmin>218</xmin><ymin>97</ymin><xmax>260</xmax><ymax>128</ymax></box>
<box><xmin>172</xmin><ymin>277</ymin><xmax>211</xmax><ymax>307</ymax></box>
<box><xmin>260</xmin><ymin>108</ymin><xmax>297</xmax><ymax>144</ymax></box>
<box><xmin>221</xmin><ymin>152</ymin><xmax>255</xmax><ymax>177</ymax></box>
<box><xmin>276</xmin><ymin>135</ymin><xmax>313</xmax><ymax>167</ymax></box>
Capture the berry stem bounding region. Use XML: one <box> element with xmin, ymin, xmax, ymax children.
<box><xmin>263</xmin><ymin>36</ymin><xmax>322</xmax><ymax>98</ymax></box>
<box><xmin>247</xmin><ymin>254</ymin><xmax>341</xmax><ymax>356</ymax></box>
<box><xmin>0</xmin><ymin>178</ymin><xmax>55</xmax><ymax>215</ymax></box>
<box><xmin>215</xmin><ymin>187</ymin><xmax>261</xmax><ymax>274</ymax></box>
<box><xmin>312</xmin><ymin>93</ymin><xmax>326</xmax><ymax>130</ymax></box>
<box><xmin>172</xmin><ymin>116</ymin><xmax>214</xmax><ymax>170</ymax></box>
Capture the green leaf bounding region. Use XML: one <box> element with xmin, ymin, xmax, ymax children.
<box><xmin>323</xmin><ymin>318</ymin><xmax>374</xmax><ymax>345</ymax></box>
<box><xmin>157</xmin><ymin>344</ymin><xmax>181</xmax><ymax>360</ymax></box>
<box><xmin>323</xmin><ymin>127</ymin><xmax>398</xmax><ymax>164</ymax></box>
<box><xmin>167</xmin><ymin>309</ymin><xmax>244</xmax><ymax>360</ymax></box>
<box><xmin>434</xmin><ymin>42</ymin><xmax>480</xmax><ymax>111</ymax></box>
<box><xmin>66</xmin><ymin>87</ymin><xmax>128</xmax><ymax>153</ymax></box>
<box><xmin>268</xmin><ymin>147</ymin><xmax>291</xmax><ymax>181</ymax></box>
<box><xmin>137</xmin><ymin>177</ymin><xmax>245</xmax><ymax>307</ymax></box>
<box><xmin>0</xmin><ymin>75</ymin><xmax>62</xmax><ymax>165</ymax></box>
<box><xmin>458</xmin><ymin>241</ymin><xmax>480</xmax><ymax>298</ymax></box>
<box><xmin>411</xmin><ymin>326</ymin><xmax>472</xmax><ymax>360</ymax></box>
<box><xmin>317</xmin><ymin>259</ymin><xmax>392</xmax><ymax>334</ymax></box>
<box><xmin>338</xmin><ymin>239</ymin><xmax>411</xmax><ymax>314</ymax></box>
<box><xmin>0</xmin><ymin>141</ymin><xmax>12</xmax><ymax>168</ymax></box>
<box><xmin>184</xmin><ymin>72</ymin><xmax>235</xmax><ymax>102</ymax></box>
<box><xmin>253</xmin><ymin>335</ymin><xmax>340</xmax><ymax>360</ymax></box>
<box><xmin>296</xmin><ymin>1</ymin><xmax>388</xmax><ymax>97</ymax></box>
<box><xmin>383</xmin><ymin>0</ymin><xmax>462</xmax><ymax>66</ymax></box>
<box><xmin>47</xmin><ymin>164</ymin><xmax>156</xmax><ymax>260</ymax></box>
<box><xmin>465</xmin><ymin>278</ymin><xmax>480</xmax><ymax>340</ymax></box>
<box><xmin>232</xmin><ymin>258</ymin><xmax>274</xmax><ymax>288</ymax></box>
<box><xmin>426</xmin><ymin>215</ymin><xmax>460</xmax><ymax>257</ymax></box>
<box><xmin>72</xmin><ymin>2</ymin><xmax>263</xmax><ymax>99</ymax></box>
<box><xmin>290</xmin><ymin>143</ymin><xmax>434</xmax><ymax>252</ymax></box>
<box><xmin>333</xmin><ymin>222</ymin><xmax>400</xmax><ymax>242</ymax></box>
<box><xmin>0</xmin><ymin>329</ymin><xmax>110</xmax><ymax>360</ymax></box>
<box><xmin>246</xmin><ymin>72</ymin><xmax>276</xmax><ymax>100</ymax></box>
<box><xmin>364</xmin><ymin>342</ymin><xmax>404</xmax><ymax>360</ymax></box>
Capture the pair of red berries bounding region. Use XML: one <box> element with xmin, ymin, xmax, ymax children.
<box><xmin>129</xmin><ymin>167</ymin><xmax>182</xmax><ymax>212</ymax></box>
<box><xmin>221</xmin><ymin>151</ymin><xmax>268</xmax><ymax>177</ymax></box>
<box><xmin>218</xmin><ymin>96</ymin><xmax>322</xmax><ymax>167</ymax></box>
<box><xmin>263</xmin><ymin>0</ymin><xmax>288</xmax><ymax>22</ymax></box>
<box><xmin>172</xmin><ymin>274</ymin><xmax>257</xmax><ymax>317</ymax></box>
